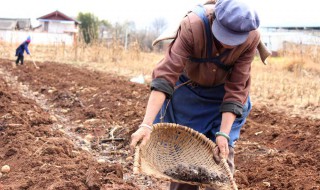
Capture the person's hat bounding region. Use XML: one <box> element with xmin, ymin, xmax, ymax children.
<box><xmin>26</xmin><ymin>36</ymin><xmax>31</xmax><ymax>43</ymax></box>
<box><xmin>212</xmin><ymin>0</ymin><xmax>260</xmax><ymax>46</ymax></box>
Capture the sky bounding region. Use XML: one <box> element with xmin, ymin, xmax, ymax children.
<box><xmin>0</xmin><ymin>0</ymin><xmax>319</xmax><ymax>29</ymax></box>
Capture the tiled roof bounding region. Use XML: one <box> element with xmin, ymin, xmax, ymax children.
<box><xmin>37</xmin><ymin>11</ymin><xmax>79</xmax><ymax>24</ymax></box>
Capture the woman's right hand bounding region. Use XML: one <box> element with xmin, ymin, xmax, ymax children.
<box><xmin>130</xmin><ymin>125</ymin><xmax>153</xmax><ymax>152</ymax></box>
<box><xmin>130</xmin><ymin>90</ymin><xmax>166</xmax><ymax>152</ymax></box>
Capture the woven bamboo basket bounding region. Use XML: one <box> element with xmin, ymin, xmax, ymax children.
<box><xmin>133</xmin><ymin>123</ymin><xmax>238</xmax><ymax>190</ymax></box>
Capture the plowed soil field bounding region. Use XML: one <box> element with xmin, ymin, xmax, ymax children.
<box><xmin>0</xmin><ymin>59</ymin><xmax>319</xmax><ymax>190</ymax></box>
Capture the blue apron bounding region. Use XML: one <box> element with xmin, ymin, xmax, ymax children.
<box><xmin>153</xmin><ymin>4</ymin><xmax>251</xmax><ymax>147</ymax></box>
<box><xmin>154</xmin><ymin>75</ymin><xmax>251</xmax><ymax>147</ymax></box>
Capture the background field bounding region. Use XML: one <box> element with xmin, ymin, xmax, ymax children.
<box><xmin>0</xmin><ymin>42</ymin><xmax>319</xmax><ymax>189</ymax></box>
<box><xmin>2</xmin><ymin>42</ymin><xmax>319</xmax><ymax>119</ymax></box>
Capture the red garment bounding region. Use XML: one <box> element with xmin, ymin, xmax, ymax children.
<box><xmin>152</xmin><ymin>4</ymin><xmax>260</xmax><ymax>106</ymax></box>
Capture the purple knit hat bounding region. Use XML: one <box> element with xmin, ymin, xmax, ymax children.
<box><xmin>26</xmin><ymin>36</ymin><xmax>31</xmax><ymax>43</ymax></box>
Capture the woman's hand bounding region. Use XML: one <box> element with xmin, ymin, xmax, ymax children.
<box><xmin>130</xmin><ymin>126</ymin><xmax>152</xmax><ymax>152</ymax></box>
<box><xmin>213</xmin><ymin>112</ymin><xmax>235</xmax><ymax>162</ymax></box>
<box><xmin>213</xmin><ymin>136</ymin><xmax>229</xmax><ymax>163</ymax></box>
<box><xmin>130</xmin><ymin>90</ymin><xmax>166</xmax><ymax>152</ymax></box>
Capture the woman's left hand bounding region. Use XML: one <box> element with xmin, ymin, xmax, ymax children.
<box><xmin>213</xmin><ymin>136</ymin><xmax>229</xmax><ymax>162</ymax></box>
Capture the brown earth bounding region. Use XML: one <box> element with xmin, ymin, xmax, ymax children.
<box><xmin>0</xmin><ymin>59</ymin><xmax>319</xmax><ymax>190</ymax></box>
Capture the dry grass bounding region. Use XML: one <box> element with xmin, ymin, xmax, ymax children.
<box><xmin>250</xmin><ymin>56</ymin><xmax>320</xmax><ymax>119</ymax></box>
<box><xmin>0</xmin><ymin>41</ymin><xmax>159</xmax><ymax>79</ymax></box>
<box><xmin>1</xmin><ymin>41</ymin><xmax>319</xmax><ymax>119</ymax></box>
<box><xmin>281</xmin><ymin>42</ymin><xmax>320</xmax><ymax>64</ymax></box>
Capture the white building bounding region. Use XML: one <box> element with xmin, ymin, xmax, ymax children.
<box><xmin>260</xmin><ymin>24</ymin><xmax>320</xmax><ymax>54</ymax></box>
<box><xmin>0</xmin><ymin>11</ymin><xmax>80</xmax><ymax>45</ymax></box>
<box><xmin>36</xmin><ymin>10</ymin><xmax>79</xmax><ymax>34</ymax></box>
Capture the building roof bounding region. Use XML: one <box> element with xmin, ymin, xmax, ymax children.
<box><xmin>17</xmin><ymin>19</ymin><xmax>32</xmax><ymax>29</ymax></box>
<box><xmin>37</xmin><ymin>10</ymin><xmax>79</xmax><ymax>24</ymax></box>
<box><xmin>261</xmin><ymin>20</ymin><xmax>320</xmax><ymax>29</ymax></box>
<box><xmin>261</xmin><ymin>25</ymin><xmax>320</xmax><ymax>30</ymax></box>
<box><xmin>0</xmin><ymin>18</ymin><xmax>31</xmax><ymax>30</ymax></box>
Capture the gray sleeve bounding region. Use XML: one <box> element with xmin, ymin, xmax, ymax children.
<box><xmin>150</xmin><ymin>78</ymin><xmax>174</xmax><ymax>99</ymax></box>
<box><xmin>220</xmin><ymin>101</ymin><xmax>244</xmax><ymax>117</ymax></box>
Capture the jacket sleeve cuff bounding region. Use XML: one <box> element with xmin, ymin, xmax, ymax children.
<box><xmin>150</xmin><ymin>78</ymin><xmax>174</xmax><ymax>99</ymax></box>
<box><xmin>220</xmin><ymin>101</ymin><xmax>244</xmax><ymax>117</ymax></box>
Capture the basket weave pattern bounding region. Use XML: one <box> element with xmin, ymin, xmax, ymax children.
<box><xmin>134</xmin><ymin>123</ymin><xmax>238</xmax><ymax>190</ymax></box>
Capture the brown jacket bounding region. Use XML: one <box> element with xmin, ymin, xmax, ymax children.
<box><xmin>151</xmin><ymin>3</ymin><xmax>260</xmax><ymax>116</ymax></box>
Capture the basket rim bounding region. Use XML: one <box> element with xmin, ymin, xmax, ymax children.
<box><xmin>152</xmin><ymin>122</ymin><xmax>217</xmax><ymax>150</ymax></box>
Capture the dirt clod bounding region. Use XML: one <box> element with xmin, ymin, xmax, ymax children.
<box><xmin>164</xmin><ymin>163</ymin><xmax>228</xmax><ymax>184</ymax></box>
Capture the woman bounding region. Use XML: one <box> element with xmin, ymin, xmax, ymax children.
<box><xmin>131</xmin><ymin>0</ymin><xmax>261</xmax><ymax>189</ymax></box>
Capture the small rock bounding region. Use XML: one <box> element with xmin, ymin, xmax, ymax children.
<box><xmin>84</xmin><ymin>118</ymin><xmax>101</xmax><ymax>124</ymax></box>
<box><xmin>61</xmin><ymin>109</ymin><xmax>69</xmax><ymax>113</ymax></box>
<box><xmin>50</xmin><ymin>115</ymin><xmax>58</xmax><ymax>122</ymax></box>
<box><xmin>81</xmin><ymin>147</ymin><xmax>90</xmax><ymax>152</ymax></box>
<box><xmin>48</xmin><ymin>87</ymin><xmax>57</xmax><ymax>94</ymax></box>
<box><xmin>84</xmin><ymin>134</ymin><xmax>94</xmax><ymax>142</ymax></box>
<box><xmin>97</xmin><ymin>159</ymin><xmax>105</xmax><ymax>163</ymax></box>
<box><xmin>263</xmin><ymin>181</ymin><xmax>271</xmax><ymax>187</ymax></box>
<box><xmin>1</xmin><ymin>165</ymin><xmax>10</xmax><ymax>173</ymax></box>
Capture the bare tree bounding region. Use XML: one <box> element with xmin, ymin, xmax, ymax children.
<box><xmin>152</xmin><ymin>17</ymin><xmax>168</xmax><ymax>36</ymax></box>
<box><xmin>152</xmin><ymin>18</ymin><xmax>168</xmax><ymax>52</ymax></box>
